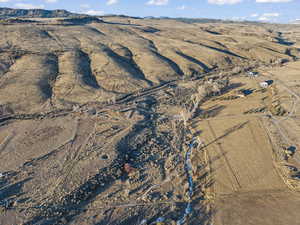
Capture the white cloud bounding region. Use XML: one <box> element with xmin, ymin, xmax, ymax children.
<box><xmin>45</xmin><ymin>0</ymin><xmax>58</xmax><ymax>3</ymax></box>
<box><xmin>80</xmin><ymin>4</ymin><xmax>90</xmax><ymax>9</ymax></box>
<box><xmin>177</xmin><ymin>5</ymin><xmax>186</xmax><ymax>10</ymax></box>
<box><xmin>250</xmin><ymin>13</ymin><xmax>259</xmax><ymax>17</ymax></box>
<box><xmin>84</xmin><ymin>10</ymin><xmax>104</xmax><ymax>16</ymax></box>
<box><xmin>147</xmin><ymin>0</ymin><xmax>169</xmax><ymax>6</ymax></box>
<box><xmin>14</xmin><ymin>3</ymin><xmax>45</xmax><ymax>9</ymax></box>
<box><xmin>258</xmin><ymin>12</ymin><xmax>280</xmax><ymax>21</ymax></box>
<box><xmin>256</xmin><ymin>0</ymin><xmax>292</xmax><ymax>3</ymax></box>
<box><xmin>231</xmin><ymin>16</ymin><xmax>246</xmax><ymax>21</ymax></box>
<box><xmin>208</xmin><ymin>0</ymin><xmax>243</xmax><ymax>5</ymax></box>
<box><xmin>262</xmin><ymin>12</ymin><xmax>280</xmax><ymax>17</ymax></box>
<box><xmin>107</xmin><ymin>0</ymin><xmax>118</xmax><ymax>5</ymax></box>
<box><xmin>258</xmin><ymin>17</ymin><xmax>269</xmax><ymax>21</ymax></box>
<box><xmin>0</xmin><ymin>0</ymin><xmax>10</xmax><ymax>2</ymax></box>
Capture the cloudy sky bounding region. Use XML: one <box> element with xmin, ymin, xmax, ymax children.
<box><xmin>0</xmin><ymin>0</ymin><xmax>299</xmax><ymax>23</ymax></box>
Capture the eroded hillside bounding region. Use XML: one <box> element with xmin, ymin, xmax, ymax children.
<box><xmin>0</xmin><ymin>17</ymin><xmax>299</xmax><ymax>114</ymax></box>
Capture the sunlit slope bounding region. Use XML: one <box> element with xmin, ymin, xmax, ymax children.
<box><xmin>0</xmin><ymin>17</ymin><xmax>299</xmax><ymax>113</ymax></box>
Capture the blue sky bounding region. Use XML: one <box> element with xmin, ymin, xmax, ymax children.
<box><xmin>0</xmin><ymin>0</ymin><xmax>299</xmax><ymax>23</ymax></box>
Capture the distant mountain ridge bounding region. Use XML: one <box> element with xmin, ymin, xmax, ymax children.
<box><xmin>0</xmin><ymin>7</ymin><xmax>81</xmax><ymax>19</ymax></box>
<box><xmin>0</xmin><ymin>7</ymin><xmax>265</xmax><ymax>25</ymax></box>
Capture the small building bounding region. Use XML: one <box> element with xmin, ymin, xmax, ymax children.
<box><xmin>260</xmin><ymin>82</ymin><xmax>269</xmax><ymax>88</ymax></box>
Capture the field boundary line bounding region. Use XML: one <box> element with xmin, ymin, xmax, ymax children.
<box><xmin>206</xmin><ymin>120</ymin><xmax>241</xmax><ymax>191</ymax></box>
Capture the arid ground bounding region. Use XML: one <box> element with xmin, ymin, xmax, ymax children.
<box><xmin>0</xmin><ymin>16</ymin><xmax>300</xmax><ymax>225</ymax></box>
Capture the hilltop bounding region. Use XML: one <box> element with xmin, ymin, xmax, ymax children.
<box><xmin>0</xmin><ymin>7</ymin><xmax>80</xmax><ymax>19</ymax></box>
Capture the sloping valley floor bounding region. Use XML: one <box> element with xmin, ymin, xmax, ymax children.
<box><xmin>0</xmin><ymin>17</ymin><xmax>300</xmax><ymax>225</ymax></box>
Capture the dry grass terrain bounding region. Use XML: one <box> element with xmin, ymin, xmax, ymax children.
<box><xmin>0</xmin><ymin>16</ymin><xmax>300</xmax><ymax>225</ymax></box>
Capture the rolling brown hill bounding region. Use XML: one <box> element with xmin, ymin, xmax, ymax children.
<box><xmin>0</xmin><ymin>16</ymin><xmax>299</xmax><ymax>114</ymax></box>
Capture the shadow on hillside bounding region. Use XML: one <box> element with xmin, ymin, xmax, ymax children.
<box><xmin>196</xmin><ymin>105</ymin><xmax>227</xmax><ymax>119</ymax></box>
<box><xmin>0</xmin><ymin>177</ymin><xmax>31</xmax><ymax>208</ymax></box>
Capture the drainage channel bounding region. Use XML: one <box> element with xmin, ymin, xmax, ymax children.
<box><xmin>176</xmin><ymin>137</ymin><xmax>199</xmax><ymax>225</ymax></box>
<box><xmin>139</xmin><ymin>137</ymin><xmax>199</xmax><ymax>225</ymax></box>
